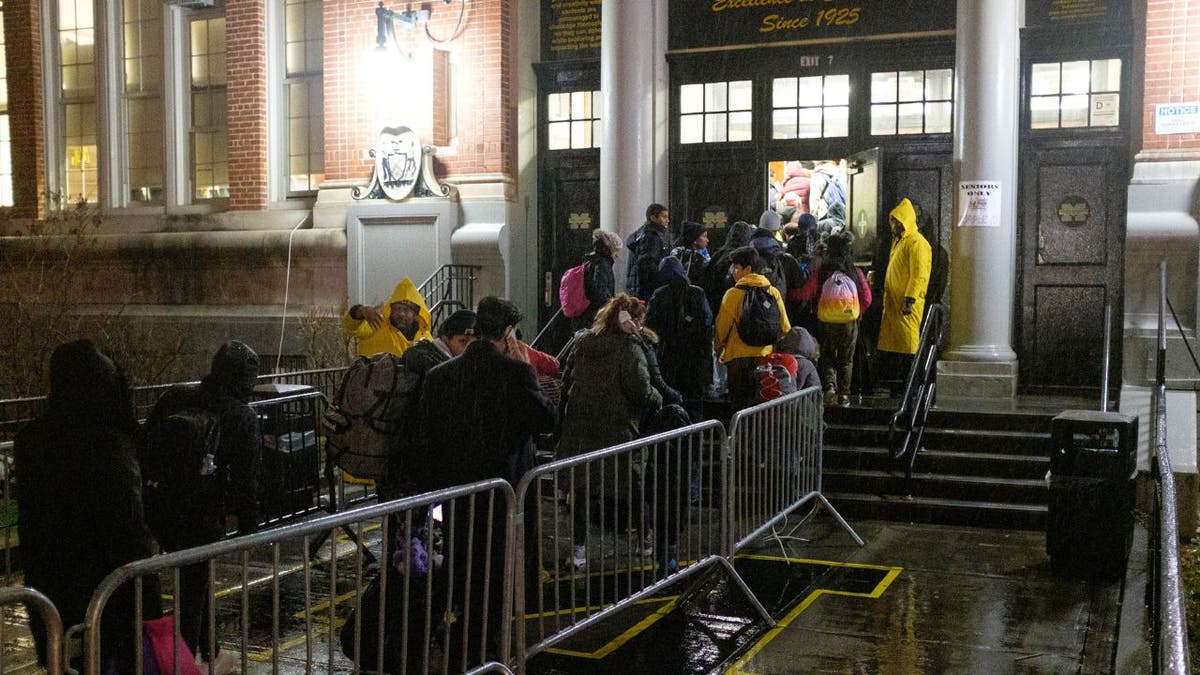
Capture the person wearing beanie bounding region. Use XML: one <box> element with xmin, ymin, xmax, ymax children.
<box><xmin>144</xmin><ymin>340</ymin><xmax>264</xmax><ymax>670</ymax></box>
<box><xmin>646</xmin><ymin>255</ymin><xmax>713</xmax><ymax>423</ymax></box>
<box><xmin>775</xmin><ymin>327</ymin><xmax>822</xmax><ymax>391</ymax></box>
<box><xmin>798</xmin><ymin>230</ymin><xmax>873</xmax><ymax>406</ymax></box>
<box><xmin>670</xmin><ymin>220</ymin><xmax>710</xmax><ymax>285</ymax></box>
<box><xmin>578</xmin><ymin>228</ymin><xmax>622</xmax><ymax>329</ymax></box>
<box><xmin>758</xmin><ymin>209</ymin><xmax>782</xmax><ymax>233</ymax></box>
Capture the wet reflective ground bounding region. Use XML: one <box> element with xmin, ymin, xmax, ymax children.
<box><xmin>0</xmin><ymin>514</ymin><xmax>1125</xmax><ymax>673</ymax></box>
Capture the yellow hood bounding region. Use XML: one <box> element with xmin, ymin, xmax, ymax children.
<box><xmin>384</xmin><ymin>277</ymin><xmax>432</xmax><ymax>336</ymax></box>
<box><xmin>889</xmin><ymin>198</ymin><xmax>918</xmax><ymax>238</ymax></box>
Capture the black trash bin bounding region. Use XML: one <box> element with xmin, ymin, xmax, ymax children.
<box><xmin>1046</xmin><ymin>410</ymin><xmax>1138</xmax><ymax>578</ymax></box>
<box><xmin>254</xmin><ymin>383</ymin><xmax>322</xmax><ymax>524</ymax></box>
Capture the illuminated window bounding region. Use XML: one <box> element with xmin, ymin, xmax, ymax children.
<box><xmin>547</xmin><ymin>90</ymin><xmax>601</xmax><ymax>150</ymax></box>
<box><xmin>190</xmin><ymin>16</ymin><xmax>227</xmax><ymax>200</ymax></box>
<box><xmin>123</xmin><ymin>0</ymin><xmax>164</xmax><ymax>203</ymax></box>
<box><xmin>680</xmin><ymin>80</ymin><xmax>752</xmax><ymax>144</ymax></box>
<box><xmin>1030</xmin><ymin>59</ymin><xmax>1120</xmax><ymax>129</ymax></box>
<box><xmin>58</xmin><ymin>0</ymin><xmax>98</xmax><ymax>204</ymax></box>
<box><xmin>772</xmin><ymin>75</ymin><xmax>848</xmax><ymax>139</ymax></box>
<box><xmin>870</xmin><ymin>68</ymin><xmax>953</xmax><ymax>135</ymax></box>
<box><xmin>284</xmin><ymin>0</ymin><xmax>323</xmax><ymax>194</ymax></box>
<box><xmin>0</xmin><ymin>3</ymin><xmax>11</xmax><ymax>207</ymax></box>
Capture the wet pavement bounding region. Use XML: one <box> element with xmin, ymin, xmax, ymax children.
<box><xmin>0</xmin><ymin>514</ymin><xmax>1126</xmax><ymax>673</ymax></box>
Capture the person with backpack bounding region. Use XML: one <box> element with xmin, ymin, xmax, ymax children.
<box><xmin>703</xmin><ymin>219</ymin><xmax>755</xmax><ymax>314</ymax></box>
<box><xmin>342</xmin><ymin>276</ymin><xmax>432</xmax><ymax>357</ymax></box>
<box><xmin>645</xmin><ymin>256</ymin><xmax>712</xmax><ymax>423</ymax></box>
<box><xmin>16</xmin><ymin>340</ymin><xmax>163</xmax><ymax>672</ymax></box>
<box><xmin>143</xmin><ymin>340</ymin><xmax>262</xmax><ymax>673</ymax></box>
<box><xmin>576</xmin><ymin>228</ymin><xmax>623</xmax><ymax>329</ymax></box>
<box><xmin>714</xmin><ymin>247</ymin><xmax>792</xmax><ymax>412</ymax></box>
<box><xmin>751</xmin><ymin>211</ymin><xmax>806</xmax><ymax>325</ymax></box>
<box><xmin>798</xmin><ymin>231</ymin><xmax>872</xmax><ymax>407</ymax></box>
<box><xmin>624</xmin><ymin>203</ymin><xmax>671</xmax><ymax>301</ymax></box>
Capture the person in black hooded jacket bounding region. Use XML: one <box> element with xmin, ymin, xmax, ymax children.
<box><xmin>145</xmin><ymin>340</ymin><xmax>262</xmax><ymax>669</ymax></box>
<box><xmin>645</xmin><ymin>256</ymin><xmax>712</xmax><ymax>423</ymax></box>
<box><xmin>16</xmin><ymin>339</ymin><xmax>162</xmax><ymax>670</ymax></box>
<box><xmin>703</xmin><ymin>220</ymin><xmax>755</xmax><ymax>313</ymax></box>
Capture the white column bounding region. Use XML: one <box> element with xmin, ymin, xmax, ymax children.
<box><xmin>600</xmin><ymin>0</ymin><xmax>670</xmax><ymax>250</ymax></box>
<box><xmin>938</xmin><ymin>0</ymin><xmax>1020</xmax><ymax>398</ymax></box>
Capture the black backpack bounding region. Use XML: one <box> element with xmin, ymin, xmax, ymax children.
<box><xmin>141</xmin><ymin>396</ymin><xmax>222</xmax><ymax>538</ymax></box>
<box><xmin>737</xmin><ymin>284</ymin><xmax>784</xmax><ymax>347</ymax></box>
<box><xmin>756</xmin><ymin>249</ymin><xmax>788</xmax><ymax>297</ymax></box>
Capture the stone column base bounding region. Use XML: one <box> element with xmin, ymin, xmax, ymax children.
<box><xmin>936</xmin><ymin>359</ymin><xmax>1018</xmax><ymax>399</ymax></box>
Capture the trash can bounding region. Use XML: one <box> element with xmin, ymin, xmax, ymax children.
<box><xmin>254</xmin><ymin>383</ymin><xmax>322</xmax><ymax>523</ymax></box>
<box><xmin>1046</xmin><ymin>410</ymin><xmax>1137</xmax><ymax>578</ymax></box>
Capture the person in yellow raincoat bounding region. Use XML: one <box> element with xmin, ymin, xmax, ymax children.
<box><xmin>878</xmin><ymin>198</ymin><xmax>932</xmax><ymax>378</ymax></box>
<box><xmin>342</xmin><ymin>277</ymin><xmax>433</xmax><ymax>357</ymax></box>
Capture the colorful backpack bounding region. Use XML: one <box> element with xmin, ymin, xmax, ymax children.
<box><xmin>559</xmin><ymin>263</ymin><xmax>590</xmax><ymax>318</ymax></box>
<box><xmin>817</xmin><ymin>271</ymin><xmax>861</xmax><ymax>324</ymax></box>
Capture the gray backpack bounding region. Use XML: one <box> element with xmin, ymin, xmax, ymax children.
<box><xmin>322</xmin><ymin>353</ymin><xmax>419</xmax><ymax>480</ymax></box>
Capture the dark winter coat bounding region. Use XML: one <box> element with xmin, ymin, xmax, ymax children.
<box><xmin>704</xmin><ymin>220</ymin><xmax>755</xmax><ymax>312</ymax></box>
<box><xmin>419</xmin><ymin>340</ymin><xmax>556</xmax><ymax>489</ymax></box>
<box><xmin>645</xmin><ymin>270</ymin><xmax>713</xmax><ymax>397</ymax></box>
<box><xmin>558</xmin><ymin>332</ymin><xmax>662</xmax><ymax>457</ymax></box>
<box><xmin>147</xmin><ymin>344</ymin><xmax>263</xmax><ymax>545</ymax></box>
<box><xmin>580</xmin><ymin>251</ymin><xmax>615</xmax><ymax>327</ymax></box>
<box><xmin>750</xmin><ymin>230</ymin><xmax>807</xmax><ymax>324</ymax></box>
<box><xmin>625</xmin><ymin>221</ymin><xmax>670</xmax><ymax>301</ymax></box>
<box><xmin>15</xmin><ymin>340</ymin><xmax>162</xmax><ymax>667</ymax></box>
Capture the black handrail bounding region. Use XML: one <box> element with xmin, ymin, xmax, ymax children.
<box><xmin>530</xmin><ymin>307</ymin><xmax>566</xmax><ymax>353</ymax></box>
<box><xmin>1149</xmin><ymin>260</ymin><xmax>1190</xmax><ymax>674</ymax></box>
<box><xmin>887</xmin><ymin>303</ymin><xmax>947</xmax><ymax>494</ymax></box>
<box><xmin>417</xmin><ymin>264</ymin><xmax>480</xmax><ymax>332</ymax></box>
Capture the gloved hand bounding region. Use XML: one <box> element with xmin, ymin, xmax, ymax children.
<box><xmin>902</xmin><ymin>297</ymin><xmax>916</xmax><ymax>316</ymax></box>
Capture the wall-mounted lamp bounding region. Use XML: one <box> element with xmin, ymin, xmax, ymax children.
<box><xmin>375</xmin><ymin>0</ymin><xmax>469</xmax><ymax>53</ymax></box>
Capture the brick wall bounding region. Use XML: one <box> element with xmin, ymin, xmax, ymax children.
<box><xmin>5</xmin><ymin>0</ymin><xmax>43</xmax><ymax>219</ymax></box>
<box><xmin>226</xmin><ymin>0</ymin><xmax>268</xmax><ymax>210</ymax></box>
<box><xmin>1141</xmin><ymin>0</ymin><xmax>1200</xmax><ymax>152</ymax></box>
<box><xmin>324</xmin><ymin>0</ymin><xmax>515</xmax><ymax>183</ymax></box>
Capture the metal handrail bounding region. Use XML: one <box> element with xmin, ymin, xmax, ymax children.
<box><xmin>530</xmin><ymin>307</ymin><xmax>566</xmax><ymax>353</ymax></box>
<box><xmin>887</xmin><ymin>303</ymin><xmax>947</xmax><ymax>493</ymax></box>
<box><xmin>1150</xmin><ymin>260</ymin><xmax>1190</xmax><ymax>674</ymax></box>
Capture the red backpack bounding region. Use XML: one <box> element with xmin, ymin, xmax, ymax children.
<box><xmin>757</xmin><ymin>352</ymin><xmax>799</xmax><ymax>402</ymax></box>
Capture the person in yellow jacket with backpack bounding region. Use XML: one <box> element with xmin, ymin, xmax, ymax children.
<box><xmin>878</xmin><ymin>198</ymin><xmax>932</xmax><ymax>386</ymax></box>
<box><xmin>714</xmin><ymin>247</ymin><xmax>791</xmax><ymax>412</ymax></box>
<box><xmin>342</xmin><ymin>277</ymin><xmax>433</xmax><ymax>357</ymax></box>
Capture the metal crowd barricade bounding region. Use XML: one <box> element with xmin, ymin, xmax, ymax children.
<box><xmin>258</xmin><ymin>367</ymin><xmax>348</xmax><ymax>403</ymax></box>
<box><xmin>728</xmin><ymin>387</ymin><xmax>863</xmax><ymax>553</ymax></box>
<box><xmin>83</xmin><ymin>479</ymin><xmax>517</xmax><ymax>675</ymax></box>
<box><xmin>0</xmin><ymin>586</ymin><xmax>63</xmax><ymax>674</ymax></box>
<box><xmin>248</xmin><ymin>389</ymin><xmax>330</xmax><ymax>533</ymax></box>
<box><xmin>0</xmin><ymin>441</ymin><xmax>16</xmax><ymax>586</ymax></box>
<box><xmin>514</xmin><ymin>421</ymin><xmax>772</xmax><ymax>662</ymax></box>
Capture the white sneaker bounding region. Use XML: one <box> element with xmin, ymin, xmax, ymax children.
<box><xmin>198</xmin><ymin>652</ymin><xmax>236</xmax><ymax>675</ymax></box>
<box><xmin>570</xmin><ymin>545</ymin><xmax>587</xmax><ymax>570</ymax></box>
<box><xmin>823</xmin><ymin>389</ymin><xmax>838</xmax><ymax>407</ymax></box>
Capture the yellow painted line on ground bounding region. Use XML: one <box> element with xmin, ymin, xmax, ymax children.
<box><xmin>247</xmin><ymin>615</ymin><xmax>348</xmax><ymax>662</ymax></box>
<box><xmin>724</xmin><ymin>555</ymin><xmax>902</xmax><ymax>675</ymax></box>
<box><xmin>545</xmin><ymin>597</ymin><xmax>680</xmax><ymax>659</ymax></box>
<box><xmin>524</xmin><ymin>594</ymin><xmax>679</xmax><ymax>620</ymax></box>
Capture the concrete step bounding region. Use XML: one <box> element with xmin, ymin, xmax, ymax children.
<box><xmin>824</xmin><ymin>491</ymin><xmax>1048</xmax><ymax>530</ymax></box>
<box><xmin>824</xmin><ymin>468</ymin><xmax>1048</xmax><ymax>505</ymax></box>
<box><xmin>825</xmin><ymin>445</ymin><xmax>1050</xmax><ymax>481</ymax></box>
<box><xmin>826</xmin><ymin>424</ymin><xmax>1053</xmax><ymax>456</ymax></box>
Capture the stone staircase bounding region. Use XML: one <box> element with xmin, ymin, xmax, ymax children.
<box><xmin>822</xmin><ymin>402</ymin><xmax>1056</xmax><ymax>530</ymax></box>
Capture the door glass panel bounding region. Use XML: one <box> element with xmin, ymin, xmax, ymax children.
<box><xmin>1091</xmin><ymin>58</ymin><xmax>1120</xmax><ymax>92</ymax></box>
<box><xmin>680</xmin><ymin>114</ymin><xmax>703</xmax><ymax>143</ymax></box>
<box><xmin>824</xmin><ymin>75</ymin><xmax>850</xmax><ymax>106</ymax></box>
<box><xmin>548</xmin><ymin>121</ymin><xmax>569</xmax><ymax>149</ymax></box>
<box><xmin>898</xmin><ymin>70</ymin><xmax>923</xmax><ymax>102</ymax></box>
<box><xmin>773</xmin><ymin>108</ymin><xmax>797</xmax><ymax>139</ymax></box>
<box><xmin>679</xmin><ymin>84</ymin><xmax>703</xmax><ymax>114</ymax></box>
<box><xmin>704</xmin><ymin>112</ymin><xmax>726</xmax><ymax>142</ymax></box>
<box><xmin>871</xmin><ymin>105</ymin><xmax>897</xmax><ymax>134</ymax></box>
<box><xmin>871</xmin><ymin>71</ymin><xmax>896</xmax><ymax>103</ymax></box>
<box><xmin>1060</xmin><ymin>94</ymin><xmax>1089</xmax><ymax>127</ymax></box>
<box><xmin>729</xmin><ymin>80</ymin><xmax>753</xmax><ymax>110</ymax></box>
<box><xmin>797</xmin><ymin>107</ymin><xmax>822</xmax><ymax>138</ymax></box>
<box><xmin>1031</xmin><ymin>63</ymin><xmax>1060</xmax><ymax>96</ymax></box>
<box><xmin>1030</xmin><ymin>96</ymin><xmax>1059</xmax><ymax>129</ymax></box>
<box><xmin>1061</xmin><ymin>61</ymin><xmax>1090</xmax><ymax>94</ymax></box>
<box><xmin>729</xmin><ymin>111</ymin><xmax>752</xmax><ymax>141</ymax></box>
<box><xmin>897</xmin><ymin>102</ymin><xmax>924</xmax><ymax>134</ymax></box>
<box><xmin>926</xmin><ymin>69</ymin><xmax>953</xmax><ymax>100</ymax></box>
<box><xmin>797</xmin><ymin>76</ymin><xmax>823</xmax><ymax>103</ymax></box>
<box><xmin>926</xmin><ymin>101</ymin><xmax>952</xmax><ymax>133</ymax></box>
<box><xmin>773</xmin><ymin>77</ymin><xmax>797</xmax><ymax>107</ymax></box>
<box><xmin>824</xmin><ymin>106</ymin><xmax>849</xmax><ymax>137</ymax></box>
<box><xmin>704</xmin><ymin>82</ymin><xmax>728</xmax><ymax>111</ymax></box>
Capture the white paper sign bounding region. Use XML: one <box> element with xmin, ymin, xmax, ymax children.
<box><xmin>1155</xmin><ymin>102</ymin><xmax>1200</xmax><ymax>135</ymax></box>
<box><xmin>957</xmin><ymin>181</ymin><xmax>1001</xmax><ymax>228</ymax></box>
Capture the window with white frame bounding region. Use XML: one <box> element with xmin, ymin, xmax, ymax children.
<box><xmin>772</xmin><ymin>74</ymin><xmax>849</xmax><ymax>139</ymax></box>
<box><xmin>680</xmin><ymin>80</ymin><xmax>752</xmax><ymax>144</ymax></box>
<box><xmin>871</xmin><ymin>68</ymin><xmax>953</xmax><ymax>135</ymax></box>
<box><xmin>123</xmin><ymin>0</ymin><xmax>164</xmax><ymax>203</ymax></box>
<box><xmin>58</xmin><ymin>0</ymin><xmax>97</xmax><ymax>204</ymax></box>
<box><xmin>1030</xmin><ymin>59</ymin><xmax>1120</xmax><ymax>129</ymax></box>
<box><xmin>189</xmin><ymin>16</ymin><xmax>227</xmax><ymax>200</ymax></box>
<box><xmin>283</xmin><ymin>0</ymin><xmax>323</xmax><ymax>195</ymax></box>
<box><xmin>0</xmin><ymin>2</ymin><xmax>12</xmax><ymax>207</ymax></box>
<box><xmin>547</xmin><ymin>90</ymin><xmax>600</xmax><ymax>150</ymax></box>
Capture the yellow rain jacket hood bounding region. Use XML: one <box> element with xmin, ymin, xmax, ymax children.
<box><xmin>342</xmin><ymin>277</ymin><xmax>433</xmax><ymax>357</ymax></box>
<box><xmin>878</xmin><ymin>198</ymin><xmax>932</xmax><ymax>355</ymax></box>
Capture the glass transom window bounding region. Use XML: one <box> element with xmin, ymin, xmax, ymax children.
<box><xmin>1030</xmin><ymin>59</ymin><xmax>1120</xmax><ymax>129</ymax></box>
<box><xmin>547</xmin><ymin>90</ymin><xmax>600</xmax><ymax>150</ymax></box>
<box><xmin>771</xmin><ymin>75</ymin><xmax>849</xmax><ymax>139</ymax></box>
<box><xmin>871</xmin><ymin>68</ymin><xmax>953</xmax><ymax>135</ymax></box>
<box><xmin>680</xmin><ymin>80</ymin><xmax>752</xmax><ymax>144</ymax></box>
